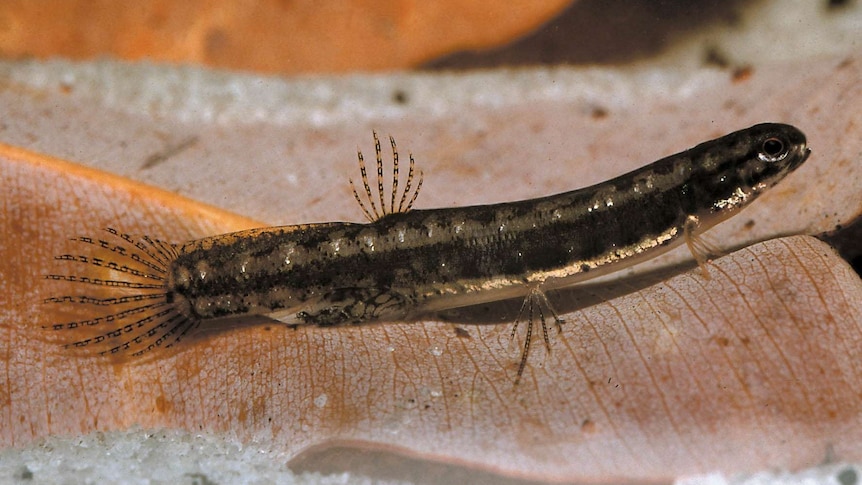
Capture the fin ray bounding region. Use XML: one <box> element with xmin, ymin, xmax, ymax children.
<box><xmin>350</xmin><ymin>131</ymin><xmax>423</xmax><ymax>222</ymax></box>
<box><xmin>44</xmin><ymin>228</ymin><xmax>197</xmax><ymax>361</ymax></box>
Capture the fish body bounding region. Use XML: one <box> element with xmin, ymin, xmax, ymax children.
<box><xmin>46</xmin><ymin>124</ymin><xmax>810</xmax><ymax>377</ymax></box>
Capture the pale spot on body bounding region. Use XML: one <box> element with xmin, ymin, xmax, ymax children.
<box><xmin>715</xmin><ymin>187</ymin><xmax>749</xmax><ymax>210</ymax></box>
<box><xmin>195</xmin><ymin>260</ymin><xmax>209</xmax><ymax>280</ymax></box>
<box><xmin>175</xmin><ymin>266</ymin><xmax>191</xmax><ymax>286</ymax></box>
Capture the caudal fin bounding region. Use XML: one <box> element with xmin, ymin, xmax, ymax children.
<box><xmin>43</xmin><ymin>228</ymin><xmax>198</xmax><ymax>359</ymax></box>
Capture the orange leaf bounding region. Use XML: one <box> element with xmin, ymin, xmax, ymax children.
<box><xmin>0</xmin><ymin>0</ymin><xmax>573</xmax><ymax>74</ymax></box>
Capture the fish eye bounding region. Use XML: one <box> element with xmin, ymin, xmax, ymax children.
<box><xmin>758</xmin><ymin>136</ymin><xmax>788</xmax><ymax>162</ymax></box>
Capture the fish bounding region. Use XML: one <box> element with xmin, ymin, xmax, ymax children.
<box><xmin>44</xmin><ymin>123</ymin><xmax>810</xmax><ymax>382</ymax></box>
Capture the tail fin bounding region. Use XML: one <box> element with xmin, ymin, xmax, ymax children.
<box><xmin>43</xmin><ymin>228</ymin><xmax>198</xmax><ymax>359</ymax></box>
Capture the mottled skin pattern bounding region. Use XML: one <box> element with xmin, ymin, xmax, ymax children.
<box><xmin>169</xmin><ymin>124</ymin><xmax>809</xmax><ymax>328</ymax></box>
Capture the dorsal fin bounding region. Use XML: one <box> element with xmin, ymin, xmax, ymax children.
<box><xmin>350</xmin><ymin>131</ymin><xmax>423</xmax><ymax>222</ymax></box>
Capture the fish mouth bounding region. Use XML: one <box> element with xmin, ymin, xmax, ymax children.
<box><xmin>790</xmin><ymin>146</ymin><xmax>811</xmax><ymax>171</ymax></box>
<box><xmin>784</xmin><ymin>124</ymin><xmax>809</xmax><ymax>171</ymax></box>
